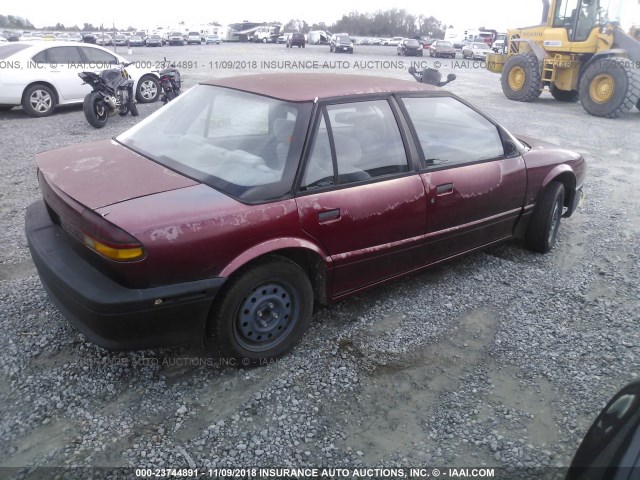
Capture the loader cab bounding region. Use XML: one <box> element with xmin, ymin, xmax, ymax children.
<box><xmin>551</xmin><ymin>0</ymin><xmax>601</xmax><ymax>42</ymax></box>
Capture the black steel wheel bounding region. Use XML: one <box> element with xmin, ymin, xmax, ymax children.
<box><xmin>526</xmin><ymin>181</ymin><xmax>565</xmax><ymax>253</ymax></box>
<box><xmin>210</xmin><ymin>256</ymin><xmax>313</xmax><ymax>362</ymax></box>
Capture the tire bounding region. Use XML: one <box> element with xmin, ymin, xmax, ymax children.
<box><xmin>637</xmin><ymin>98</ymin><xmax>640</xmax><ymax>112</ymax></box>
<box><xmin>578</xmin><ymin>56</ymin><xmax>640</xmax><ymax>118</ymax></box>
<box><xmin>430</xmin><ymin>50</ymin><xmax>434</xmax><ymax>57</ymax></box>
<box><xmin>136</xmin><ymin>75</ymin><xmax>160</xmax><ymax>103</ymax></box>
<box><xmin>165</xmin><ymin>90</ymin><xmax>176</xmax><ymax>102</ymax></box>
<box><xmin>22</xmin><ymin>84</ymin><xmax>56</xmax><ymax>117</ymax></box>
<box><xmin>262</xmin><ymin>37</ymin><xmax>267</xmax><ymax>43</ymax></box>
<box><xmin>550</xmin><ymin>85</ymin><xmax>579</xmax><ymax>102</ymax></box>
<box><xmin>526</xmin><ymin>182</ymin><xmax>565</xmax><ymax>253</ymax></box>
<box><xmin>129</xmin><ymin>101</ymin><xmax>139</xmax><ymax>117</ymax></box>
<box><xmin>501</xmin><ymin>52</ymin><xmax>542</xmax><ymax>102</ymax></box>
<box><xmin>209</xmin><ymin>256</ymin><xmax>314</xmax><ymax>362</ymax></box>
<box><xmin>83</xmin><ymin>92</ymin><xmax>109</xmax><ymax>128</ymax></box>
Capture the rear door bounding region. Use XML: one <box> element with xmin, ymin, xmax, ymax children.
<box><xmin>32</xmin><ymin>46</ymin><xmax>87</xmax><ymax>102</ymax></box>
<box><xmin>399</xmin><ymin>95</ymin><xmax>527</xmax><ymax>262</ymax></box>
<box><xmin>296</xmin><ymin>98</ymin><xmax>427</xmax><ymax>297</ymax></box>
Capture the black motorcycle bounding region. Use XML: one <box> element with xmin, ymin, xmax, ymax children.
<box><xmin>156</xmin><ymin>58</ymin><xmax>181</xmax><ymax>104</ymax></box>
<box><xmin>78</xmin><ymin>62</ymin><xmax>138</xmax><ymax>128</ymax></box>
<box><xmin>408</xmin><ymin>66</ymin><xmax>456</xmax><ymax>87</ymax></box>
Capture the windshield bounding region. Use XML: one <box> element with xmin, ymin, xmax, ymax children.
<box><xmin>117</xmin><ymin>85</ymin><xmax>313</xmax><ymax>203</ymax></box>
<box><xmin>0</xmin><ymin>44</ymin><xmax>29</xmax><ymax>59</ymax></box>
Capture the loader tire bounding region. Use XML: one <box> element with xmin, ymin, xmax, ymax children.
<box><xmin>550</xmin><ymin>85</ymin><xmax>579</xmax><ymax>102</ymax></box>
<box><xmin>501</xmin><ymin>52</ymin><xmax>542</xmax><ymax>102</ymax></box>
<box><xmin>579</xmin><ymin>57</ymin><xmax>640</xmax><ymax>118</ymax></box>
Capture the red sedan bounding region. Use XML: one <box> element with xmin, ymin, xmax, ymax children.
<box><xmin>26</xmin><ymin>73</ymin><xmax>586</xmax><ymax>362</ymax></box>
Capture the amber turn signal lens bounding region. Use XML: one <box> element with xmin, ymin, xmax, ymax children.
<box><xmin>83</xmin><ymin>235</ymin><xmax>145</xmax><ymax>261</ymax></box>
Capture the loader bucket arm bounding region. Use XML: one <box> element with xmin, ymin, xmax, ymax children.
<box><xmin>613</xmin><ymin>28</ymin><xmax>640</xmax><ymax>62</ymax></box>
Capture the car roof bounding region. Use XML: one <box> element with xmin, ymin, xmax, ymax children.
<box><xmin>3</xmin><ymin>41</ymin><xmax>125</xmax><ymax>59</ymax></box>
<box><xmin>205</xmin><ymin>73</ymin><xmax>438</xmax><ymax>102</ymax></box>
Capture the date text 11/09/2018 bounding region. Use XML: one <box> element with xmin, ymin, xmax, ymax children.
<box><xmin>134</xmin><ymin>467</ymin><xmax>496</xmax><ymax>478</ymax></box>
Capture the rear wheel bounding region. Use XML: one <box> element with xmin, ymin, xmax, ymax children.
<box><xmin>579</xmin><ymin>57</ymin><xmax>640</xmax><ymax>118</ymax></box>
<box><xmin>83</xmin><ymin>92</ymin><xmax>109</xmax><ymax>128</ymax></box>
<box><xmin>136</xmin><ymin>75</ymin><xmax>160</xmax><ymax>103</ymax></box>
<box><xmin>526</xmin><ymin>182</ymin><xmax>565</xmax><ymax>253</ymax></box>
<box><xmin>550</xmin><ymin>85</ymin><xmax>579</xmax><ymax>102</ymax></box>
<box><xmin>501</xmin><ymin>52</ymin><xmax>542</xmax><ymax>102</ymax></box>
<box><xmin>22</xmin><ymin>84</ymin><xmax>56</xmax><ymax>117</ymax></box>
<box><xmin>209</xmin><ymin>256</ymin><xmax>313</xmax><ymax>362</ymax></box>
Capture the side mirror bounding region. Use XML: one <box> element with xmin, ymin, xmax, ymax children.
<box><xmin>567</xmin><ymin>381</ymin><xmax>640</xmax><ymax>479</ymax></box>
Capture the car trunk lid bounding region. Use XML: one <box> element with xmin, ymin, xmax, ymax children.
<box><xmin>36</xmin><ymin>139</ymin><xmax>198</xmax><ymax>210</ymax></box>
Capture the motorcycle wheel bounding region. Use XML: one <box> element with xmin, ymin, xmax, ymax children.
<box><xmin>129</xmin><ymin>101</ymin><xmax>139</xmax><ymax>117</ymax></box>
<box><xmin>166</xmin><ymin>90</ymin><xmax>176</xmax><ymax>102</ymax></box>
<box><xmin>83</xmin><ymin>92</ymin><xmax>108</xmax><ymax>128</ymax></box>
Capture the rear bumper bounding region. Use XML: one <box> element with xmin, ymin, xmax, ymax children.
<box><xmin>25</xmin><ymin>200</ymin><xmax>226</xmax><ymax>350</ymax></box>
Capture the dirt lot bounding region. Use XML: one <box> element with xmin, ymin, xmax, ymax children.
<box><xmin>0</xmin><ymin>42</ymin><xmax>639</xmax><ymax>477</ymax></box>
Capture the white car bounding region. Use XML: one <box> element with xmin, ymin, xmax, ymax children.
<box><xmin>0</xmin><ymin>37</ymin><xmax>7</xmax><ymax>44</ymax></box>
<box><xmin>461</xmin><ymin>42</ymin><xmax>492</xmax><ymax>60</ymax></box>
<box><xmin>0</xmin><ymin>42</ymin><xmax>161</xmax><ymax>116</ymax></box>
<box><xmin>385</xmin><ymin>36</ymin><xmax>404</xmax><ymax>46</ymax></box>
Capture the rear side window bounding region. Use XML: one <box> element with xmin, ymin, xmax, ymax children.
<box><xmin>401</xmin><ymin>96</ymin><xmax>504</xmax><ymax>168</ymax></box>
<box><xmin>79</xmin><ymin>47</ymin><xmax>118</xmax><ymax>64</ymax></box>
<box><xmin>302</xmin><ymin>99</ymin><xmax>408</xmax><ymax>189</ymax></box>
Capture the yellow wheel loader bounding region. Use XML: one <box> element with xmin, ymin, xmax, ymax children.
<box><xmin>487</xmin><ymin>0</ymin><xmax>640</xmax><ymax>117</ymax></box>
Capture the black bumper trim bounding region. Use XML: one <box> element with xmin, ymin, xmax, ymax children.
<box><xmin>25</xmin><ymin>199</ymin><xmax>226</xmax><ymax>350</ymax></box>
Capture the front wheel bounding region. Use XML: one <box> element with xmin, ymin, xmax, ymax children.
<box><xmin>209</xmin><ymin>256</ymin><xmax>314</xmax><ymax>362</ymax></box>
<box><xmin>526</xmin><ymin>182</ymin><xmax>565</xmax><ymax>253</ymax></box>
<box><xmin>579</xmin><ymin>56</ymin><xmax>640</xmax><ymax>118</ymax></box>
<box><xmin>83</xmin><ymin>92</ymin><xmax>109</xmax><ymax>128</ymax></box>
<box><xmin>129</xmin><ymin>100</ymin><xmax>139</xmax><ymax>117</ymax></box>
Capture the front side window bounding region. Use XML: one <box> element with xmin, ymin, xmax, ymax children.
<box><xmin>117</xmin><ymin>85</ymin><xmax>312</xmax><ymax>202</ymax></box>
<box><xmin>401</xmin><ymin>96</ymin><xmax>504</xmax><ymax>168</ymax></box>
<box><xmin>43</xmin><ymin>47</ymin><xmax>83</xmax><ymax>63</ymax></box>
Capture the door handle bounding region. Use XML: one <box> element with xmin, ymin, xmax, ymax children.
<box><xmin>318</xmin><ymin>209</ymin><xmax>341</xmax><ymax>223</ymax></box>
<box><xmin>436</xmin><ymin>183</ymin><xmax>454</xmax><ymax>196</ymax></box>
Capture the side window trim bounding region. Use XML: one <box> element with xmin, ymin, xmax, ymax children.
<box><xmin>295</xmin><ymin>96</ymin><xmax>417</xmax><ymax>196</ymax></box>
<box><xmin>322</xmin><ymin>107</ymin><xmax>339</xmax><ymax>185</ymax></box>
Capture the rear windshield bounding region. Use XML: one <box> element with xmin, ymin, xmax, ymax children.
<box><xmin>438</xmin><ymin>41</ymin><xmax>453</xmax><ymax>47</ymax></box>
<box><xmin>0</xmin><ymin>43</ymin><xmax>30</xmax><ymax>59</ymax></box>
<box><xmin>405</xmin><ymin>39</ymin><xmax>420</xmax><ymax>46</ymax></box>
<box><xmin>117</xmin><ymin>85</ymin><xmax>313</xmax><ymax>203</ymax></box>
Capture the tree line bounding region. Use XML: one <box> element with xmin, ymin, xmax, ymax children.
<box><xmin>2</xmin><ymin>8</ymin><xmax>446</xmax><ymax>38</ymax></box>
<box><xmin>284</xmin><ymin>9</ymin><xmax>446</xmax><ymax>39</ymax></box>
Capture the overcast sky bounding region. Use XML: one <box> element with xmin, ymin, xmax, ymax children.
<box><xmin>7</xmin><ymin>0</ymin><xmax>639</xmax><ymax>32</ymax></box>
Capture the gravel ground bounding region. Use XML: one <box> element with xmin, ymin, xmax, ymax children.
<box><xmin>0</xmin><ymin>43</ymin><xmax>639</xmax><ymax>477</ymax></box>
